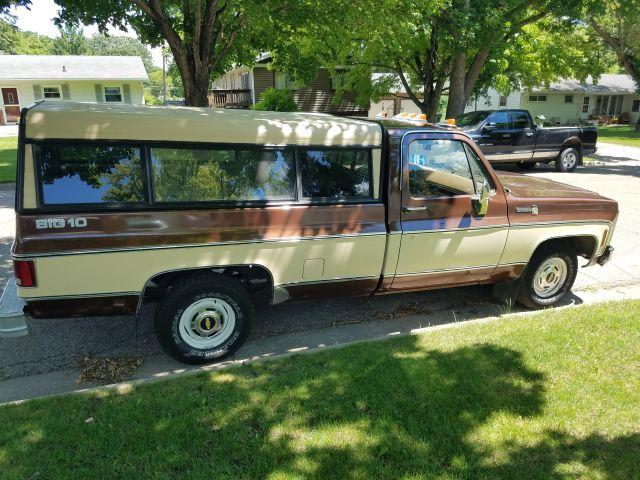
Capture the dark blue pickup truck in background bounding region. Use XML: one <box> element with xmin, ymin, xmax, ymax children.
<box><xmin>457</xmin><ymin>109</ymin><xmax>598</xmax><ymax>172</ymax></box>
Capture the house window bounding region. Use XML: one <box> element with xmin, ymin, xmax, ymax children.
<box><xmin>499</xmin><ymin>95</ymin><xmax>507</xmax><ymax>107</ymax></box>
<box><xmin>582</xmin><ymin>96</ymin><xmax>590</xmax><ymax>113</ymax></box>
<box><xmin>564</xmin><ymin>95</ymin><xmax>574</xmax><ymax>104</ymax></box>
<box><xmin>274</xmin><ymin>72</ymin><xmax>297</xmax><ymax>91</ymax></box>
<box><xmin>6</xmin><ymin>92</ymin><xmax>15</xmax><ymax>104</ymax></box>
<box><xmin>43</xmin><ymin>86</ymin><xmax>61</xmax><ymax>99</ymax></box>
<box><xmin>104</xmin><ymin>86</ymin><xmax>123</xmax><ymax>102</ymax></box>
<box><xmin>633</xmin><ymin>100</ymin><xmax>640</xmax><ymax>112</ymax></box>
<box><xmin>528</xmin><ymin>95</ymin><xmax>547</xmax><ymax>103</ymax></box>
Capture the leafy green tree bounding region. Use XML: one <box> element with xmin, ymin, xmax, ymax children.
<box><xmin>54</xmin><ymin>0</ymin><xmax>282</xmax><ymax>106</ymax></box>
<box><xmin>583</xmin><ymin>0</ymin><xmax>640</xmax><ymax>129</ymax></box>
<box><xmin>52</xmin><ymin>25</ymin><xmax>89</xmax><ymax>54</ymax></box>
<box><xmin>87</xmin><ymin>34</ymin><xmax>154</xmax><ymax>72</ymax></box>
<box><xmin>252</xmin><ymin>88</ymin><xmax>298</xmax><ymax>112</ymax></box>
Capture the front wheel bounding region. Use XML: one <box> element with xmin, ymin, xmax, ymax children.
<box><xmin>555</xmin><ymin>147</ymin><xmax>580</xmax><ymax>172</ymax></box>
<box><xmin>155</xmin><ymin>274</ymin><xmax>254</xmax><ymax>364</ymax></box>
<box><xmin>516</xmin><ymin>244</ymin><xmax>578</xmax><ymax>309</ymax></box>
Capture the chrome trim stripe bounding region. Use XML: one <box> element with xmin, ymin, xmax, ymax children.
<box><xmin>13</xmin><ymin>231</ymin><xmax>389</xmax><ymax>259</ymax></box>
<box><xmin>23</xmin><ymin>291</ymin><xmax>141</xmax><ymax>301</ymax></box>
<box><xmin>394</xmin><ymin>262</ymin><xmax>526</xmax><ymax>278</ymax></box>
<box><xmin>279</xmin><ymin>275</ymin><xmax>380</xmax><ymax>288</ymax></box>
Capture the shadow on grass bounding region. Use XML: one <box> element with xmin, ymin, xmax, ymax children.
<box><xmin>0</xmin><ymin>337</ymin><xmax>637</xmax><ymax>478</ymax></box>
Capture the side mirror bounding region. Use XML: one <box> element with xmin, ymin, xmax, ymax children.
<box><xmin>472</xmin><ymin>181</ymin><xmax>490</xmax><ymax>216</ymax></box>
<box><xmin>482</xmin><ymin>123</ymin><xmax>496</xmax><ymax>133</ymax></box>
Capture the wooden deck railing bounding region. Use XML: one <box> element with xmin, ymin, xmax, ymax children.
<box><xmin>208</xmin><ymin>89</ymin><xmax>252</xmax><ymax>109</ymax></box>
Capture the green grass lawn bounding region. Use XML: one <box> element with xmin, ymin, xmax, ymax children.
<box><xmin>0</xmin><ymin>136</ymin><xmax>17</xmax><ymax>183</ymax></box>
<box><xmin>1</xmin><ymin>300</ymin><xmax>639</xmax><ymax>479</ymax></box>
<box><xmin>598</xmin><ymin>125</ymin><xmax>640</xmax><ymax>147</ymax></box>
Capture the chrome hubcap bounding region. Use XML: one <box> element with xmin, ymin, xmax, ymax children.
<box><xmin>179</xmin><ymin>298</ymin><xmax>236</xmax><ymax>349</ymax></box>
<box><xmin>533</xmin><ymin>257</ymin><xmax>568</xmax><ymax>298</ymax></box>
<box><xmin>562</xmin><ymin>152</ymin><xmax>577</xmax><ymax>169</ymax></box>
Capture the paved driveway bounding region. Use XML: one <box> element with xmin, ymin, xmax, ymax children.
<box><xmin>1</xmin><ymin>142</ymin><xmax>638</xmax><ymax>381</ymax></box>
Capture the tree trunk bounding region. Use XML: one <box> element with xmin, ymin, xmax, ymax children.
<box><xmin>636</xmin><ymin>118</ymin><xmax>640</xmax><ymax>132</ymax></box>
<box><xmin>446</xmin><ymin>51</ymin><xmax>466</xmax><ymax>119</ymax></box>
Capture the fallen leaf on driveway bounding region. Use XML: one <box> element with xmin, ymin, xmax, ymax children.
<box><xmin>75</xmin><ymin>355</ymin><xmax>143</xmax><ymax>385</ymax></box>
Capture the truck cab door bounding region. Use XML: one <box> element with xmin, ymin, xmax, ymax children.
<box><xmin>390</xmin><ymin>133</ymin><xmax>510</xmax><ymax>292</ymax></box>
<box><xmin>509</xmin><ymin>110</ymin><xmax>535</xmax><ymax>162</ymax></box>
<box><xmin>477</xmin><ymin>111</ymin><xmax>512</xmax><ymax>162</ymax></box>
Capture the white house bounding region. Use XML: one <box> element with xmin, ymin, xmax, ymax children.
<box><xmin>465</xmin><ymin>74</ymin><xmax>640</xmax><ymax>125</ymax></box>
<box><xmin>370</xmin><ymin>73</ymin><xmax>639</xmax><ymax>125</ymax></box>
<box><xmin>0</xmin><ymin>55</ymin><xmax>148</xmax><ymax>125</ymax></box>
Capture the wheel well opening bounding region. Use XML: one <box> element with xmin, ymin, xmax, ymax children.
<box><xmin>561</xmin><ymin>138</ymin><xmax>582</xmax><ymax>155</ymax></box>
<box><xmin>535</xmin><ymin>236</ymin><xmax>596</xmax><ymax>260</ymax></box>
<box><xmin>142</xmin><ymin>265</ymin><xmax>274</xmax><ymax>306</ymax></box>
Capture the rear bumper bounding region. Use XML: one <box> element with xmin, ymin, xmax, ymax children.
<box><xmin>596</xmin><ymin>245</ymin><xmax>614</xmax><ymax>266</ymax></box>
<box><xmin>0</xmin><ymin>278</ymin><xmax>28</xmax><ymax>338</ymax></box>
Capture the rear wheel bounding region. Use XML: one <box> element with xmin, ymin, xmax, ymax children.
<box><xmin>555</xmin><ymin>147</ymin><xmax>579</xmax><ymax>172</ymax></box>
<box><xmin>155</xmin><ymin>274</ymin><xmax>253</xmax><ymax>364</ymax></box>
<box><xmin>516</xmin><ymin>244</ymin><xmax>578</xmax><ymax>309</ymax></box>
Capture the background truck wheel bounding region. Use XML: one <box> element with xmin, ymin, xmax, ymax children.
<box><xmin>518</xmin><ymin>161</ymin><xmax>537</xmax><ymax>170</ymax></box>
<box><xmin>555</xmin><ymin>147</ymin><xmax>580</xmax><ymax>172</ymax></box>
<box><xmin>155</xmin><ymin>274</ymin><xmax>254</xmax><ymax>364</ymax></box>
<box><xmin>516</xmin><ymin>244</ymin><xmax>578</xmax><ymax>309</ymax></box>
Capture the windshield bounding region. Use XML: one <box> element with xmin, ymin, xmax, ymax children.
<box><xmin>456</xmin><ymin>111</ymin><xmax>492</xmax><ymax>128</ymax></box>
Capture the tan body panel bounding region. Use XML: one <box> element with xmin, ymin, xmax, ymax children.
<box><xmin>19</xmin><ymin>234</ymin><xmax>387</xmax><ymax>299</ymax></box>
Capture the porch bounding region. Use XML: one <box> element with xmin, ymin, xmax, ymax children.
<box><xmin>208</xmin><ymin>89</ymin><xmax>252</xmax><ymax>109</ymax></box>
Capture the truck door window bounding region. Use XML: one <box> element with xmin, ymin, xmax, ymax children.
<box><xmin>408</xmin><ymin>139</ymin><xmax>474</xmax><ymax>198</ymax></box>
<box><xmin>487</xmin><ymin>111</ymin><xmax>511</xmax><ymax>128</ymax></box>
<box><xmin>511</xmin><ymin>111</ymin><xmax>531</xmax><ymax>129</ymax></box>
<box><xmin>464</xmin><ymin>144</ymin><xmax>496</xmax><ymax>193</ymax></box>
<box><xmin>151</xmin><ymin>147</ymin><xmax>295</xmax><ymax>202</ymax></box>
<box><xmin>36</xmin><ymin>144</ymin><xmax>145</xmax><ymax>206</ymax></box>
<box><xmin>299</xmin><ymin>149</ymin><xmax>372</xmax><ymax>200</ymax></box>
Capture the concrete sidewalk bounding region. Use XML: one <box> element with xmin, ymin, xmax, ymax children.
<box><xmin>2</xmin><ymin>280</ymin><xmax>639</xmax><ymax>405</ymax></box>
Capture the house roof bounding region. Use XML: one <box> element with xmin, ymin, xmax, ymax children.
<box><xmin>23</xmin><ymin>101</ymin><xmax>383</xmax><ymax>147</ymax></box>
<box><xmin>531</xmin><ymin>74</ymin><xmax>638</xmax><ymax>94</ymax></box>
<box><xmin>0</xmin><ymin>55</ymin><xmax>149</xmax><ymax>81</ymax></box>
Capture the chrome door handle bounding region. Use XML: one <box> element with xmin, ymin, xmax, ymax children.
<box><xmin>502</xmin><ymin>134</ymin><xmax>511</xmax><ymax>138</ymax></box>
<box><xmin>402</xmin><ymin>206</ymin><xmax>427</xmax><ymax>213</ymax></box>
<box><xmin>525</xmin><ymin>132</ymin><xmax>534</xmax><ymax>137</ymax></box>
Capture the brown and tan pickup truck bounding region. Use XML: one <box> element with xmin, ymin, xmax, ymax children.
<box><xmin>0</xmin><ymin>102</ymin><xmax>617</xmax><ymax>363</ymax></box>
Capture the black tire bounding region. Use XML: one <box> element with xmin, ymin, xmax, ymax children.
<box><xmin>555</xmin><ymin>147</ymin><xmax>580</xmax><ymax>172</ymax></box>
<box><xmin>155</xmin><ymin>274</ymin><xmax>254</xmax><ymax>364</ymax></box>
<box><xmin>516</xmin><ymin>244</ymin><xmax>578</xmax><ymax>309</ymax></box>
<box><xmin>518</xmin><ymin>161</ymin><xmax>537</xmax><ymax>170</ymax></box>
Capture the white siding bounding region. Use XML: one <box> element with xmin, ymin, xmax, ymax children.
<box><xmin>0</xmin><ymin>80</ymin><xmax>144</xmax><ymax>107</ymax></box>
<box><xmin>621</xmin><ymin>94</ymin><xmax>640</xmax><ymax>124</ymax></box>
<box><xmin>464</xmin><ymin>89</ymin><xmax>520</xmax><ymax>112</ymax></box>
<box><xmin>522</xmin><ymin>92</ymin><xmax>583</xmax><ymax>125</ymax></box>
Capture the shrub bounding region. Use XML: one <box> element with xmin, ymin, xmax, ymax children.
<box><xmin>252</xmin><ymin>88</ymin><xmax>298</xmax><ymax>112</ymax></box>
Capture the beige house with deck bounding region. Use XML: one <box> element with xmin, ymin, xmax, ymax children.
<box><xmin>210</xmin><ymin>55</ymin><xmax>367</xmax><ymax>115</ymax></box>
<box><xmin>0</xmin><ymin>55</ymin><xmax>148</xmax><ymax>125</ymax></box>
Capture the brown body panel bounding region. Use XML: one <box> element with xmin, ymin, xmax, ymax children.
<box><xmin>15</xmin><ymin>203</ymin><xmax>387</xmax><ymax>255</ymax></box>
